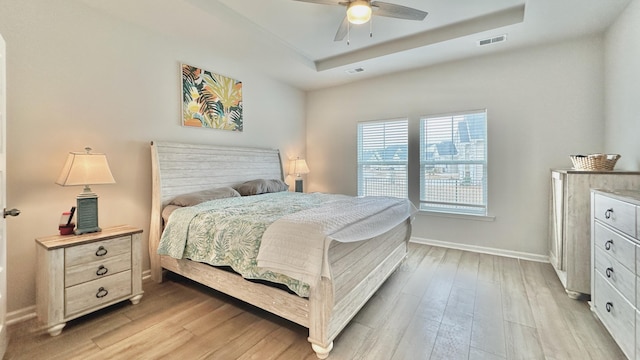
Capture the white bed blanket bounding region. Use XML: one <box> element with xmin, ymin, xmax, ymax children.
<box><xmin>256</xmin><ymin>196</ymin><xmax>417</xmax><ymax>285</ymax></box>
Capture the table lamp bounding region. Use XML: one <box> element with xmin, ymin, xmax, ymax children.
<box><xmin>55</xmin><ymin>147</ymin><xmax>115</xmax><ymax>234</ymax></box>
<box><xmin>290</xmin><ymin>157</ymin><xmax>310</xmax><ymax>193</ymax></box>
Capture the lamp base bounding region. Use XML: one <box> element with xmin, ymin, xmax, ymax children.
<box><xmin>295</xmin><ymin>178</ymin><xmax>304</xmax><ymax>193</ymax></box>
<box><xmin>75</xmin><ymin>193</ymin><xmax>102</xmax><ymax>235</ymax></box>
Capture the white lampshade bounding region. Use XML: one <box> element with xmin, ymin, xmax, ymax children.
<box><xmin>56</xmin><ymin>147</ymin><xmax>115</xmax><ymax>190</ymax></box>
<box><xmin>290</xmin><ymin>158</ymin><xmax>310</xmax><ymax>177</ymax></box>
<box><xmin>347</xmin><ymin>0</ymin><xmax>372</xmax><ymax>24</ymax></box>
<box><xmin>55</xmin><ymin>147</ymin><xmax>115</xmax><ymax>235</ymax></box>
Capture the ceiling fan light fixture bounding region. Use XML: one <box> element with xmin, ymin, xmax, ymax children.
<box><xmin>347</xmin><ymin>1</ymin><xmax>372</xmax><ymax>25</ymax></box>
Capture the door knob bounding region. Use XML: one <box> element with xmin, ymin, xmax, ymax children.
<box><xmin>3</xmin><ymin>208</ymin><xmax>21</xmax><ymax>218</ymax></box>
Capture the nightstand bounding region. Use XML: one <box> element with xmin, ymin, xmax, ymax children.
<box><xmin>35</xmin><ymin>225</ymin><xmax>143</xmax><ymax>336</ymax></box>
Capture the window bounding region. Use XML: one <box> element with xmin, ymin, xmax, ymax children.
<box><xmin>420</xmin><ymin>110</ymin><xmax>487</xmax><ymax>215</ymax></box>
<box><xmin>356</xmin><ymin>111</ymin><xmax>488</xmax><ymax>217</ymax></box>
<box><xmin>357</xmin><ymin>119</ymin><xmax>408</xmax><ymax>198</ymax></box>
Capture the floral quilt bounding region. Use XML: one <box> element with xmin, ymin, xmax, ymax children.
<box><xmin>158</xmin><ymin>191</ymin><xmax>349</xmax><ymax>297</ymax></box>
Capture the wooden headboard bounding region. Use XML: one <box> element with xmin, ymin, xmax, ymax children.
<box><xmin>148</xmin><ymin>141</ymin><xmax>284</xmax><ymax>281</ymax></box>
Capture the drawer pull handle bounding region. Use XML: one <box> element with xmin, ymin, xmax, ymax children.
<box><xmin>606</xmin><ymin>267</ymin><xmax>613</xmax><ymax>278</ymax></box>
<box><xmin>96</xmin><ymin>287</ymin><xmax>109</xmax><ymax>298</ymax></box>
<box><xmin>604</xmin><ymin>239</ymin><xmax>613</xmax><ymax>250</ymax></box>
<box><xmin>96</xmin><ymin>265</ymin><xmax>108</xmax><ymax>276</ymax></box>
<box><xmin>606</xmin><ymin>302</ymin><xmax>613</xmax><ymax>312</ymax></box>
<box><xmin>605</xmin><ymin>208</ymin><xmax>613</xmax><ymax>219</ymax></box>
<box><xmin>95</xmin><ymin>246</ymin><xmax>108</xmax><ymax>257</ymax></box>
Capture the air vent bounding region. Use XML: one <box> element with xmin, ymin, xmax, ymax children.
<box><xmin>345</xmin><ymin>67</ymin><xmax>365</xmax><ymax>74</ymax></box>
<box><xmin>478</xmin><ymin>34</ymin><xmax>507</xmax><ymax>46</ymax></box>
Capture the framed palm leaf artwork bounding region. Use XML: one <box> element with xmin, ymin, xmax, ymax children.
<box><xmin>181</xmin><ymin>63</ymin><xmax>243</xmax><ymax>131</ymax></box>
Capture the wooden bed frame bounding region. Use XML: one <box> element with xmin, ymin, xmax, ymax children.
<box><xmin>148</xmin><ymin>141</ymin><xmax>411</xmax><ymax>358</ymax></box>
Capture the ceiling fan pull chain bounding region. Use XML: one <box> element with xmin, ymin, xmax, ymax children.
<box><xmin>370</xmin><ymin>16</ymin><xmax>373</xmax><ymax>38</ymax></box>
<box><xmin>347</xmin><ymin>21</ymin><xmax>351</xmax><ymax>45</ymax></box>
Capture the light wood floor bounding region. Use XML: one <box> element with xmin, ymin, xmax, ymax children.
<box><xmin>5</xmin><ymin>243</ymin><xmax>626</xmax><ymax>359</ymax></box>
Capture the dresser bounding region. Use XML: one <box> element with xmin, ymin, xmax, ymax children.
<box><xmin>550</xmin><ymin>170</ymin><xmax>640</xmax><ymax>299</ymax></box>
<box><xmin>590</xmin><ymin>189</ymin><xmax>640</xmax><ymax>359</ymax></box>
<box><xmin>36</xmin><ymin>225</ymin><xmax>143</xmax><ymax>336</ymax></box>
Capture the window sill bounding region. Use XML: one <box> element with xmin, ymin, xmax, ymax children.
<box><xmin>417</xmin><ymin>210</ymin><xmax>495</xmax><ymax>222</ymax></box>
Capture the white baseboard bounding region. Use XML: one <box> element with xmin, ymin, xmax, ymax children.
<box><xmin>410</xmin><ymin>236</ymin><xmax>549</xmax><ymax>263</ymax></box>
<box><xmin>6</xmin><ymin>305</ymin><xmax>36</xmax><ymax>326</ymax></box>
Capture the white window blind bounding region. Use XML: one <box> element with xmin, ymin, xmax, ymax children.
<box><xmin>420</xmin><ymin>110</ymin><xmax>487</xmax><ymax>215</ymax></box>
<box><xmin>357</xmin><ymin>119</ymin><xmax>408</xmax><ymax>198</ymax></box>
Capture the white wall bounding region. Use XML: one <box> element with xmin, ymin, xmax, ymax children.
<box><xmin>0</xmin><ymin>0</ymin><xmax>306</xmax><ymax>314</ymax></box>
<box><xmin>605</xmin><ymin>0</ymin><xmax>640</xmax><ymax>169</ymax></box>
<box><xmin>306</xmin><ymin>36</ymin><xmax>605</xmax><ymax>257</ymax></box>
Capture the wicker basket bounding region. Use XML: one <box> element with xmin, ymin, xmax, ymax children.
<box><xmin>570</xmin><ymin>154</ymin><xmax>621</xmax><ymax>171</ymax></box>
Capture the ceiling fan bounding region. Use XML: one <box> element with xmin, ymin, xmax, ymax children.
<box><xmin>293</xmin><ymin>0</ymin><xmax>428</xmax><ymax>42</ymax></box>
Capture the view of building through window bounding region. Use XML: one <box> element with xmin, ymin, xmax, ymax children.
<box><xmin>420</xmin><ymin>111</ymin><xmax>487</xmax><ymax>215</ymax></box>
<box><xmin>357</xmin><ymin>119</ymin><xmax>408</xmax><ymax>199</ymax></box>
<box><xmin>357</xmin><ymin>110</ymin><xmax>487</xmax><ymax>216</ymax></box>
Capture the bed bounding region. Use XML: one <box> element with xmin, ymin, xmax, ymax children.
<box><xmin>148</xmin><ymin>141</ymin><xmax>413</xmax><ymax>358</ymax></box>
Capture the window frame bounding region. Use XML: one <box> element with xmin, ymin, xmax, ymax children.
<box><xmin>355</xmin><ymin>110</ymin><xmax>490</xmax><ymax>219</ymax></box>
<box><xmin>356</xmin><ymin>118</ymin><xmax>409</xmax><ymax>199</ymax></box>
<box><xmin>419</xmin><ymin>109</ymin><xmax>488</xmax><ymax>216</ymax></box>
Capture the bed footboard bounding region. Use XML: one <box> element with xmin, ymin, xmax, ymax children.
<box><xmin>307</xmin><ymin>220</ymin><xmax>411</xmax><ymax>358</ymax></box>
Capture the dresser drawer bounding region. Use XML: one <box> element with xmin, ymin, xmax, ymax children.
<box><xmin>594</xmin><ymin>222</ymin><xmax>636</xmax><ymax>272</ymax></box>
<box><xmin>65</xmin><ymin>236</ymin><xmax>131</xmax><ymax>267</ymax></box>
<box><xmin>637</xmin><ymin>311</ymin><xmax>640</xmax><ymax>360</ymax></box>
<box><xmin>65</xmin><ymin>270</ymin><xmax>132</xmax><ymax>316</ymax></box>
<box><xmin>595</xmin><ymin>193</ymin><xmax>637</xmax><ymax>237</ymax></box>
<box><xmin>594</xmin><ymin>273</ymin><xmax>635</xmax><ymax>358</ymax></box>
<box><xmin>637</xmin><ymin>276</ymin><xmax>640</xmax><ymax>310</ymax></box>
<box><xmin>65</xmin><ymin>252</ymin><xmax>131</xmax><ymax>287</ymax></box>
<box><xmin>637</xmin><ymin>246</ymin><xmax>640</xmax><ymax>309</ymax></box>
<box><xmin>596</xmin><ymin>248</ymin><xmax>636</xmax><ymax>302</ymax></box>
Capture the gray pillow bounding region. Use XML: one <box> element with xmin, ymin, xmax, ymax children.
<box><xmin>235</xmin><ymin>179</ymin><xmax>289</xmax><ymax>196</ymax></box>
<box><xmin>168</xmin><ymin>186</ymin><xmax>241</xmax><ymax>207</ymax></box>
<box><xmin>161</xmin><ymin>205</ymin><xmax>181</xmax><ymax>223</ymax></box>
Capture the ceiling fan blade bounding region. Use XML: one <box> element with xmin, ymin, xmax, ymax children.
<box><xmin>292</xmin><ymin>0</ymin><xmax>343</xmax><ymax>6</ymax></box>
<box><xmin>334</xmin><ymin>16</ymin><xmax>349</xmax><ymax>41</ymax></box>
<box><xmin>371</xmin><ymin>1</ymin><xmax>428</xmax><ymax>21</ymax></box>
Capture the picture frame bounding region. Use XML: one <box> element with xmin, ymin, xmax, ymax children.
<box><xmin>181</xmin><ymin>63</ymin><xmax>243</xmax><ymax>131</ymax></box>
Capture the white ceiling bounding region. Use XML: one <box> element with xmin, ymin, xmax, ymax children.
<box><xmin>79</xmin><ymin>0</ymin><xmax>632</xmax><ymax>91</ymax></box>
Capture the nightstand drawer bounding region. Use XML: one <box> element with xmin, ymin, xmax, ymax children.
<box><xmin>594</xmin><ymin>222</ymin><xmax>636</xmax><ymax>271</ymax></box>
<box><xmin>65</xmin><ymin>252</ymin><xmax>131</xmax><ymax>287</ymax></box>
<box><xmin>594</xmin><ymin>193</ymin><xmax>637</xmax><ymax>237</ymax></box>
<box><xmin>65</xmin><ymin>270</ymin><xmax>132</xmax><ymax>316</ymax></box>
<box><xmin>65</xmin><ymin>236</ymin><xmax>131</xmax><ymax>267</ymax></box>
